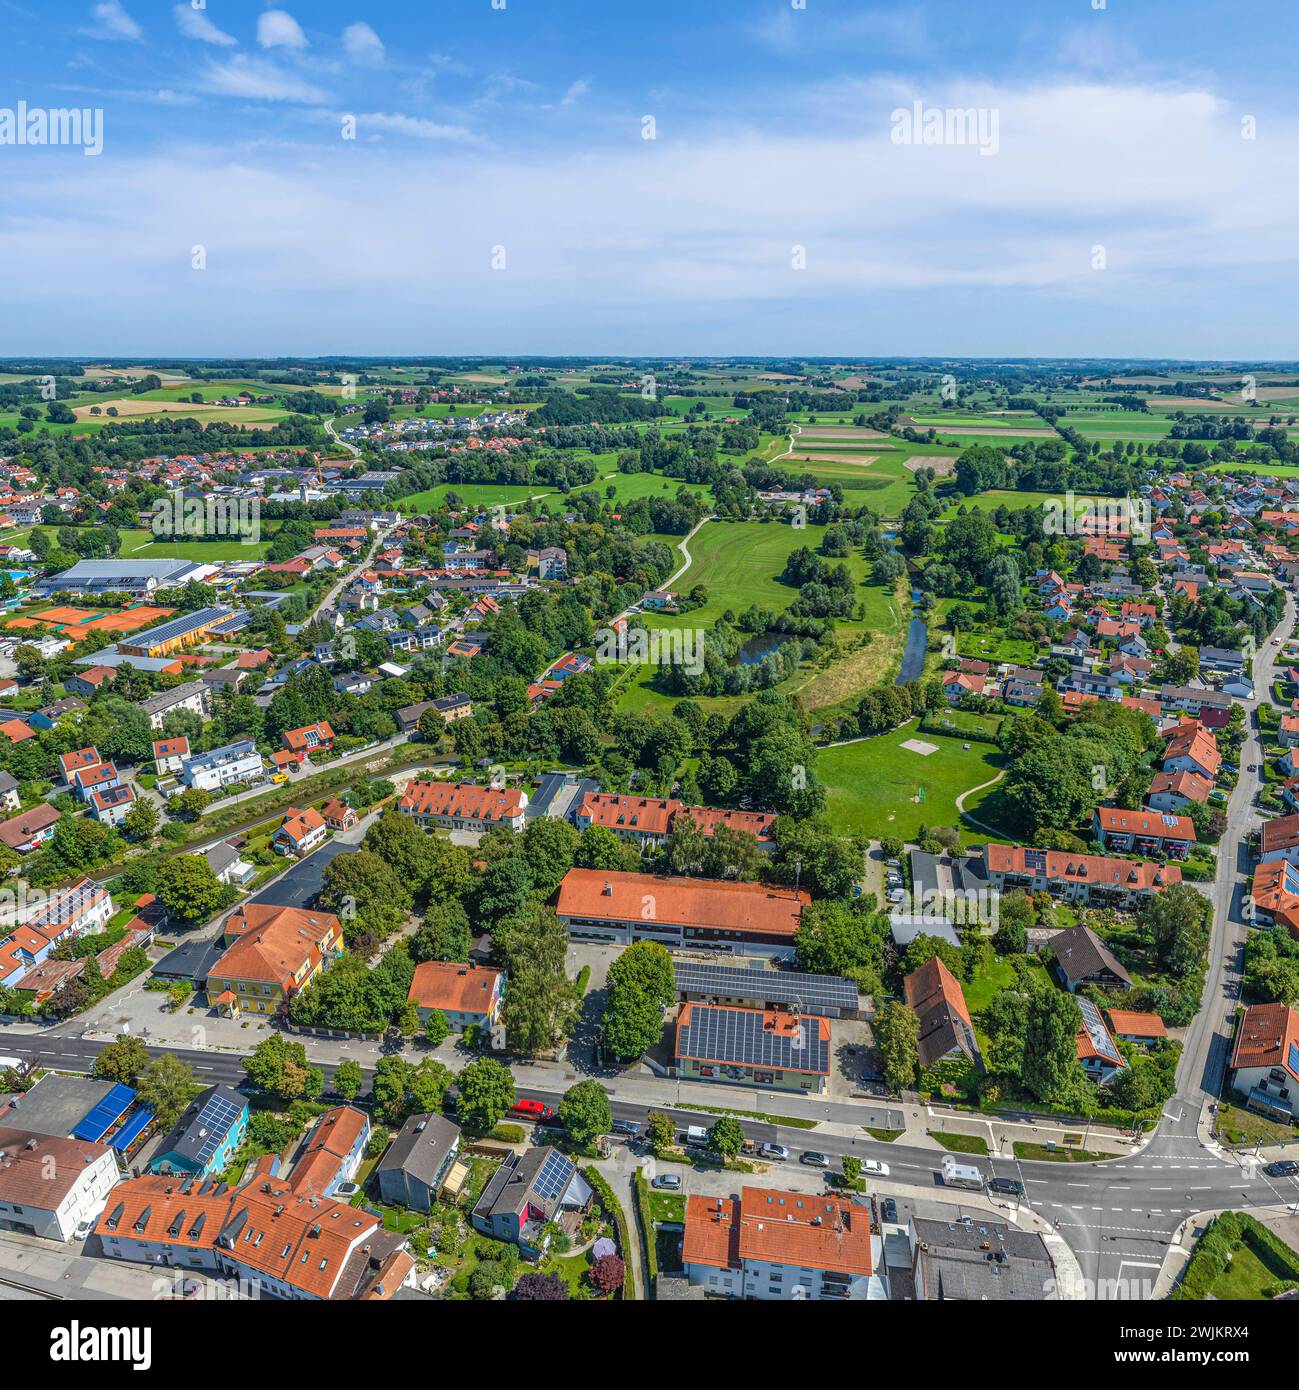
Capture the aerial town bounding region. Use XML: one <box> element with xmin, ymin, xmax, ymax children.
<box><xmin>1</xmin><ymin>0</ymin><xmax>1291</xmax><ymax>1358</ymax></box>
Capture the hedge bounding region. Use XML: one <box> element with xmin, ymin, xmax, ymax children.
<box><xmin>632</xmin><ymin>1168</ymin><xmax>659</xmax><ymax>1292</ymax></box>
<box><xmin>582</xmin><ymin>1165</ymin><xmax>636</xmax><ymax>1300</ymax></box>
<box><xmin>1173</xmin><ymin>1211</ymin><xmax>1299</xmax><ymax>1300</ymax></box>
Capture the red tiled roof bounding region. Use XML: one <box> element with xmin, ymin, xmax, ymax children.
<box><xmin>556</xmin><ymin>868</ymin><xmax>808</xmax><ymax>940</ymax></box>
<box><xmin>1105</xmin><ymin>1010</ymin><xmax>1167</xmax><ymax>1039</ymax></box>
<box><xmin>684</xmin><ymin>1187</ymin><xmax>873</xmax><ymax>1278</ymax></box>
<box><xmin>1096</xmin><ymin>807</ymin><xmax>1195</xmax><ymax>842</ymax></box>
<box><xmin>399</xmin><ymin>781</ymin><xmax>525</xmax><ymax>823</ymax></box>
<box><xmin>984</xmin><ymin>844</ymin><xmax>1180</xmax><ymax>892</ymax></box>
<box><xmin>1231</xmin><ymin>1002</ymin><xmax>1299</xmax><ymax>1079</ymax></box>
<box><xmin>407</xmin><ymin>961</ymin><xmax>502</xmax><ymax>1018</ymax></box>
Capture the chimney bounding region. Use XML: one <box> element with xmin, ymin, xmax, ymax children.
<box><xmin>602</xmin><ymin>881</ymin><xmax>612</xmax><ymax>896</ymax></box>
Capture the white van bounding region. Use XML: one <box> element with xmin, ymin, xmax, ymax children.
<box><xmin>940</xmin><ymin>1155</ymin><xmax>985</xmax><ymax>1190</ymax></box>
<box><xmin>684</xmin><ymin>1125</ymin><xmax>709</xmax><ymax>1147</ymax></box>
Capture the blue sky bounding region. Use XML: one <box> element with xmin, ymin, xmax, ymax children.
<box><xmin>2</xmin><ymin>0</ymin><xmax>1298</xmax><ymax>358</ymax></box>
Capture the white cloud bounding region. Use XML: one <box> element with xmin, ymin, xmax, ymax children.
<box><xmin>174</xmin><ymin>3</ymin><xmax>236</xmax><ymax>47</ymax></box>
<box><xmin>2</xmin><ymin>79</ymin><xmax>1294</xmax><ymax>355</ymax></box>
<box><xmin>348</xmin><ymin>111</ymin><xmax>481</xmax><ymax>142</ymax></box>
<box><xmin>81</xmin><ymin>0</ymin><xmax>142</xmax><ymax>42</ymax></box>
<box><xmin>560</xmin><ymin>79</ymin><xmax>590</xmax><ymax>107</ymax></box>
<box><xmin>200</xmin><ymin>55</ymin><xmax>326</xmax><ymax>103</ymax></box>
<box><xmin>257</xmin><ymin>9</ymin><xmax>308</xmax><ymax>51</ymax></box>
<box><xmin>342</xmin><ymin>21</ymin><xmax>384</xmax><ymax>67</ymax></box>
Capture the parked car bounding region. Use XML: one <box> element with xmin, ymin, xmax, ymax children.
<box><xmin>1265</xmin><ymin>1159</ymin><xmax>1299</xmax><ymax>1178</ymax></box>
<box><xmin>758</xmin><ymin>1143</ymin><xmax>789</xmax><ymax>1161</ymax></box>
<box><xmin>861</xmin><ymin>1159</ymin><xmax>889</xmax><ymax>1177</ymax></box>
<box><xmin>651</xmin><ymin>1173</ymin><xmax>682</xmax><ymax>1190</ymax></box>
<box><xmin>881</xmin><ymin>1197</ymin><xmax>898</xmax><ymax>1224</ymax></box>
<box><xmin>800</xmin><ymin>1151</ymin><xmax>832</xmax><ymax>1167</ymax></box>
<box><xmin>509</xmin><ymin>1098</ymin><xmax>556</xmax><ymax>1122</ymax></box>
<box><xmin>612</xmin><ymin>1119</ymin><xmax>640</xmax><ymax>1137</ymax></box>
<box><xmin>987</xmin><ymin>1177</ymin><xmax>1026</xmax><ymax>1197</ymax></box>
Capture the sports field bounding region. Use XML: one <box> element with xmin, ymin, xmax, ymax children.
<box><xmin>819</xmin><ymin>723</ymin><xmax>1007</xmax><ymax>844</ymax></box>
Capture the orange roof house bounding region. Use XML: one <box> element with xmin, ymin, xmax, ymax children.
<box><xmin>0</xmin><ymin>719</ymin><xmax>36</xmax><ymax>745</ymax></box>
<box><xmin>407</xmin><ymin>960</ymin><xmax>504</xmax><ymax>1028</ymax></box>
<box><xmin>207</xmin><ymin>903</ymin><xmax>342</xmax><ymax>1012</ymax></box>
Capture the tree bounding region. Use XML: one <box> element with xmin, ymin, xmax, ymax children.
<box><xmin>408</xmin><ymin>1058</ymin><xmax>452</xmax><ymax>1114</ymax></box>
<box><xmin>373</xmin><ymin>1055</ymin><xmax>413</xmax><ymax>1126</ymax></box>
<box><xmin>589</xmin><ymin>1253</ymin><xmax>625</xmax><ymax>1295</ymax></box>
<box><xmin>320</xmin><ymin>849</ymin><xmax>411</xmax><ymax>940</ymax></box>
<box><xmin>154</xmin><ymin>855</ymin><xmax>226</xmax><ymax>924</ymax></box>
<box><xmin>646</xmin><ymin>1109</ymin><xmax>674</xmax><ymax>1155</ymax></box>
<box><xmin>1140</xmin><ymin>883</ymin><xmax>1210</xmax><ymax>981</ymax></box>
<box><xmin>423</xmin><ymin>1009</ymin><xmax>450</xmax><ymax>1048</ymax></box>
<box><xmin>602</xmin><ymin>941</ymin><xmax>675</xmax><ymax>1060</ymax></box>
<box><xmin>410</xmin><ymin>899</ymin><xmax>473</xmax><ymax>964</ymax></box>
<box><xmin>135</xmin><ymin>1054</ymin><xmax>200</xmax><ymax>1130</ymax></box>
<box><xmin>92</xmin><ymin>1033</ymin><xmax>148</xmax><ymax>1084</ymax></box>
<box><xmin>514</xmin><ymin>1271</ymin><xmax>569</xmax><ymax>1301</ymax></box>
<box><xmin>560</xmin><ymin>1080</ymin><xmax>612</xmax><ymax>1147</ymax></box>
<box><xmin>333</xmin><ymin>1058</ymin><xmax>364</xmax><ymax>1102</ymax></box>
<box><xmin>1021</xmin><ymin>989</ymin><xmax>1086</xmax><ymax>1105</ymax></box>
<box><xmin>519</xmin><ymin>816</ymin><xmax>579</xmax><ymax>897</ymax></box>
<box><xmin>707</xmin><ymin>1115</ymin><xmax>744</xmax><ymax>1160</ymax></box>
<box><xmin>874</xmin><ymin>1000</ymin><xmax>920</xmax><ymax>1091</ymax></box>
<box><xmin>456</xmin><ymin>1057</ymin><xmax>515</xmax><ymax>1132</ymax></box>
<box><xmin>244</xmin><ymin>1034</ymin><xmax>313</xmax><ymax>1102</ymax></box>
<box><xmin>575</xmin><ymin>824</ymin><xmax>640</xmax><ymax>872</ymax></box>
<box><xmin>122</xmin><ymin>797</ymin><xmax>159</xmax><ymax>842</ymax></box>
<box><xmin>496</xmin><ymin>905</ymin><xmax>579</xmax><ymax>1054</ymax></box>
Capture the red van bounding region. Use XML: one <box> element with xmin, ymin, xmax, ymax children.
<box><xmin>509</xmin><ymin>1098</ymin><xmax>556</xmax><ymax>1122</ymax></box>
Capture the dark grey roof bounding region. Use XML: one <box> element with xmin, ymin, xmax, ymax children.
<box><xmin>376</xmin><ymin>1113</ymin><xmax>461</xmax><ymax>1187</ymax></box>
<box><xmin>912</xmin><ymin>1217</ymin><xmax>1054</xmax><ymax>1300</ymax></box>
<box><xmin>1050</xmin><ymin>924</ymin><xmax>1133</xmax><ymax>987</ymax></box>
<box><xmin>0</xmin><ymin>1074</ymin><xmax>115</xmax><ymax>1137</ymax></box>
<box><xmin>673</xmin><ymin>960</ymin><xmax>857</xmax><ymax>1013</ymax></box>
<box><xmin>153</xmin><ymin>1084</ymin><xmax>246</xmax><ymax>1167</ymax></box>
<box><xmin>203</xmin><ymin>840</ymin><xmax>243</xmax><ymax>875</ymax></box>
<box><xmin>140</xmin><ymin>681</ymin><xmax>210</xmax><ymax>715</ymax></box>
<box><xmin>473</xmin><ymin>1146</ymin><xmax>578</xmax><ymax>1224</ymax></box>
<box><xmin>0</xmin><ymin>771</ymin><xmax>19</xmax><ymax>793</ymax></box>
<box><xmin>676</xmin><ymin>1004</ymin><xmax>829</xmax><ymax>1075</ymax></box>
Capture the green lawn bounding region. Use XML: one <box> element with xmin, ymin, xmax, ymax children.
<box><xmin>117</xmin><ymin>527</ymin><xmax>273</xmax><ymax>561</ymax></box>
<box><xmin>819</xmin><ymin>721</ymin><xmax>1006</xmax><ymax>843</ymax></box>
<box><xmin>928</xmin><ymin>1131</ymin><xmax>989</xmax><ymax>1155</ymax></box>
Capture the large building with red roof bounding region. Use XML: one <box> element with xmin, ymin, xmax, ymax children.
<box><xmin>398</xmin><ymin>780</ymin><xmax>527</xmax><ymax>834</ymax></box>
<box><xmin>682</xmin><ymin>1186</ymin><xmax>882</xmax><ymax>1300</ymax></box>
<box><xmin>982</xmin><ymin>845</ymin><xmax>1180</xmax><ymax>909</ymax></box>
<box><xmin>556</xmin><ymin>867</ymin><xmax>808</xmax><ymax>959</ymax></box>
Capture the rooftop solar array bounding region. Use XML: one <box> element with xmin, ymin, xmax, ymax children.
<box><xmin>532</xmin><ymin>1150</ymin><xmax>575</xmax><ymax>1203</ymax></box>
<box><xmin>673</xmin><ymin>960</ymin><xmax>857</xmax><ymax>1012</ymax></box>
<box><xmin>678</xmin><ymin>1006</ymin><xmax>830</xmax><ymax>1074</ymax></box>
<box><xmin>72</xmin><ymin>1082</ymin><xmax>135</xmax><ymax>1142</ymax></box>
<box><xmin>190</xmin><ymin>1090</ymin><xmax>244</xmax><ymax>1166</ymax></box>
<box><xmin>1077</xmin><ymin>997</ymin><xmax>1124</xmax><ymax>1066</ymax></box>
<box><xmin>125</xmin><ymin>607</ymin><xmax>232</xmax><ymax>647</ymax></box>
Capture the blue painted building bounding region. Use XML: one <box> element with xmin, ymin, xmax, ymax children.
<box><xmin>148</xmin><ymin>1084</ymin><xmax>248</xmax><ymax>1177</ymax></box>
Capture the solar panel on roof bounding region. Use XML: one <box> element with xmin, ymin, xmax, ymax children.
<box><xmin>72</xmin><ymin>1082</ymin><xmax>136</xmax><ymax>1142</ymax></box>
<box><xmin>190</xmin><ymin>1092</ymin><xmax>243</xmax><ymax>1165</ymax></box>
<box><xmin>1077</xmin><ymin>998</ymin><xmax>1123</xmax><ymax>1065</ymax></box>
<box><xmin>677</xmin><ymin>1006</ymin><xmax>830</xmax><ymax>1074</ymax></box>
<box><xmin>672</xmin><ymin>961</ymin><xmax>856</xmax><ymax>1011</ymax></box>
<box><xmin>532</xmin><ymin>1151</ymin><xmax>574</xmax><ymax>1203</ymax></box>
